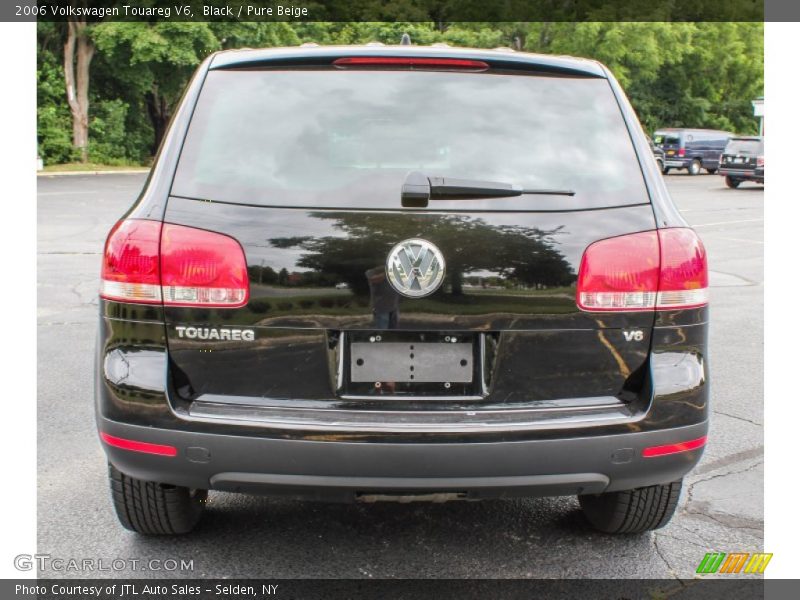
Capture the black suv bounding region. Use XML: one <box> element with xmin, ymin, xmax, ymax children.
<box><xmin>718</xmin><ymin>136</ymin><xmax>764</xmax><ymax>188</ymax></box>
<box><xmin>96</xmin><ymin>46</ymin><xmax>709</xmax><ymax>535</ymax></box>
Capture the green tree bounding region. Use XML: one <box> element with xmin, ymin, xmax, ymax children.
<box><xmin>92</xmin><ymin>22</ymin><xmax>221</xmax><ymax>153</ymax></box>
<box><xmin>37</xmin><ymin>25</ymin><xmax>75</xmax><ymax>164</ymax></box>
<box><xmin>36</xmin><ymin>21</ymin><xmax>764</xmax><ymax>166</ymax></box>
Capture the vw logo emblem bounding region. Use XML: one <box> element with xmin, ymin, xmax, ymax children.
<box><xmin>386</xmin><ymin>238</ymin><xmax>446</xmax><ymax>298</ymax></box>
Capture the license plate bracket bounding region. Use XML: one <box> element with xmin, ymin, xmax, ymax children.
<box><xmin>342</xmin><ymin>332</ymin><xmax>482</xmax><ymax>397</ymax></box>
<box><xmin>351</xmin><ymin>341</ymin><xmax>473</xmax><ymax>383</ymax></box>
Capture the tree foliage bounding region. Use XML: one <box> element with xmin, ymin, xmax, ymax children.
<box><xmin>36</xmin><ymin>21</ymin><xmax>763</xmax><ymax>166</ymax></box>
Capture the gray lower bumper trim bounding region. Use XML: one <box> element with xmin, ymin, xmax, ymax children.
<box><xmin>211</xmin><ymin>472</ymin><xmax>610</xmax><ymax>497</ymax></box>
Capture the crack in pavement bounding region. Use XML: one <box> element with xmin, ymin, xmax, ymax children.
<box><xmin>671</xmin><ymin>520</ymin><xmax>717</xmax><ymax>548</ymax></box>
<box><xmin>652</xmin><ymin>534</ymin><xmax>683</xmax><ymax>582</ymax></box>
<box><xmin>683</xmin><ymin>509</ymin><xmax>763</xmax><ymax>534</ymax></box>
<box><xmin>694</xmin><ymin>446</ymin><xmax>763</xmax><ymax>476</ymax></box>
<box><xmin>657</xmin><ymin>531</ymin><xmax>709</xmax><ymax>550</ymax></box>
<box><xmin>682</xmin><ymin>461</ymin><xmax>763</xmax><ymax>534</ymax></box>
<box><xmin>687</xmin><ymin>460</ymin><xmax>762</xmax><ymax>491</ymax></box>
<box><xmin>712</xmin><ymin>409</ymin><xmax>762</xmax><ymax>427</ymax></box>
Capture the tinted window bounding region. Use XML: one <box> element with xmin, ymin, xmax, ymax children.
<box><xmin>173</xmin><ymin>69</ymin><xmax>648</xmax><ymax>209</ymax></box>
<box><xmin>654</xmin><ymin>132</ymin><xmax>680</xmax><ymax>145</ymax></box>
<box><xmin>724</xmin><ymin>138</ymin><xmax>764</xmax><ymax>155</ymax></box>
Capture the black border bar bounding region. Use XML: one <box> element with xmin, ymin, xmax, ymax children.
<box><xmin>2</xmin><ymin>578</ymin><xmax>792</xmax><ymax>600</ymax></box>
<box><xmin>3</xmin><ymin>0</ymin><xmax>788</xmax><ymax>23</ymax></box>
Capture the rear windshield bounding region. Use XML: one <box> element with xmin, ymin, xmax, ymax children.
<box><xmin>724</xmin><ymin>138</ymin><xmax>764</xmax><ymax>155</ymax></box>
<box><xmin>172</xmin><ymin>69</ymin><xmax>648</xmax><ymax>209</ymax></box>
<box><xmin>653</xmin><ymin>132</ymin><xmax>680</xmax><ymax>145</ymax></box>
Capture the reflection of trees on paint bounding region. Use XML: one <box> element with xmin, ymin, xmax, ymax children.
<box><xmin>270</xmin><ymin>213</ymin><xmax>575</xmax><ymax>296</ymax></box>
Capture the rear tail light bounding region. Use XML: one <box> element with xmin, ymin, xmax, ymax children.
<box><xmin>99</xmin><ymin>220</ymin><xmax>162</xmax><ymax>304</ymax></box>
<box><xmin>576</xmin><ymin>228</ymin><xmax>708</xmax><ymax>312</ymax></box>
<box><xmin>333</xmin><ymin>57</ymin><xmax>489</xmax><ymax>70</ymax></box>
<box><xmin>100</xmin><ymin>219</ymin><xmax>249</xmax><ymax>307</ymax></box>
<box><xmin>677</xmin><ymin>148</ymin><xmax>686</xmax><ymax>157</ymax></box>
<box><xmin>160</xmin><ymin>224</ymin><xmax>249</xmax><ymax>307</ymax></box>
<box><xmin>757</xmin><ymin>156</ymin><xmax>764</xmax><ymax>167</ymax></box>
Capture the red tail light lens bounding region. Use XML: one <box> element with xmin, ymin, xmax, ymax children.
<box><xmin>677</xmin><ymin>148</ymin><xmax>686</xmax><ymax>157</ymax></box>
<box><xmin>100</xmin><ymin>219</ymin><xmax>249</xmax><ymax>308</ymax></box>
<box><xmin>160</xmin><ymin>224</ymin><xmax>249</xmax><ymax>307</ymax></box>
<box><xmin>656</xmin><ymin>228</ymin><xmax>708</xmax><ymax>309</ymax></box>
<box><xmin>576</xmin><ymin>228</ymin><xmax>708</xmax><ymax>312</ymax></box>
<box><xmin>757</xmin><ymin>156</ymin><xmax>764</xmax><ymax>167</ymax></box>
<box><xmin>100</xmin><ymin>220</ymin><xmax>162</xmax><ymax>304</ymax></box>
<box><xmin>576</xmin><ymin>231</ymin><xmax>660</xmax><ymax>311</ymax></box>
<box><xmin>333</xmin><ymin>57</ymin><xmax>489</xmax><ymax>70</ymax></box>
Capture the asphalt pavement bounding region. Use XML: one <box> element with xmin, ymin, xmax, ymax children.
<box><xmin>36</xmin><ymin>172</ymin><xmax>764</xmax><ymax>579</ymax></box>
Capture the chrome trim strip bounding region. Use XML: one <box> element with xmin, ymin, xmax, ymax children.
<box><xmin>182</xmin><ymin>398</ymin><xmax>635</xmax><ymax>433</ymax></box>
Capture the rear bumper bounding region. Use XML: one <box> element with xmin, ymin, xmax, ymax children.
<box><xmin>719</xmin><ymin>167</ymin><xmax>764</xmax><ymax>181</ymax></box>
<box><xmin>98</xmin><ymin>415</ymin><xmax>708</xmax><ymax>500</ymax></box>
<box><xmin>664</xmin><ymin>158</ymin><xmax>689</xmax><ymax>168</ymax></box>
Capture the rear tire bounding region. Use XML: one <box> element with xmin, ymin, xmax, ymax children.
<box><xmin>688</xmin><ymin>159</ymin><xmax>702</xmax><ymax>176</ymax></box>
<box><xmin>662</xmin><ymin>167</ymin><xmax>670</xmax><ymax>175</ymax></box>
<box><xmin>706</xmin><ymin>168</ymin><xmax>717</xmax><ymax>175</ymax></box>
<box><xmin>725</xmin><ymin>176</ymin><xmax>741</xmax><ymax>189</ymax></box>
<box><xmin>579</xmin><ymin>480</ymin><xmax>682</xmax><ymax>534</ymax></box>
<box><xmin>108</xmin><ymin>463</ymin><xmax>207</xmax><ymax>535</ymax></box>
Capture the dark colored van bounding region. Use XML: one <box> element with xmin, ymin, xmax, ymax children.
<box><xmin>654</xmin><ymin>128</ymin><xmax>733</xmax><ymax>175</ymax></box>
<box><xmin>648</xmin><ymin>138</ymin><xmax>666</xmax><ymax>173</ymax></box>
<box><xmin>95</xmin><ymin>45</ymin><xmax>710</xmax><ymax>536</ymax></box>
<box><xmin>718</xmin><ymin>136</ymin><xmax>764</xmax><ymax>188</ymax></box>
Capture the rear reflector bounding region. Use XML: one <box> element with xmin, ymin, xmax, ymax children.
<box><xmin>333</xmin><ymin>57</ymin><xmax>489</xmax><ymax>70</ymax></box>
<box><xmin>642</xmin><ymin>435</ymin><xmax>707</xmax><ymax>458</ymax></box>
<box><xmin>576</xmin><ymin>228</ymin><xmax>708</xmax><ymax>312</ymax></box>
<box><xmin>100</xmin><ymin>219</ymin><xmax>249</xmax><ymax>307</ymax></box>
<box><xmin>100</xmin><ymin>432</ymin><xmax>177</xmax><ymax>457</ymax></box>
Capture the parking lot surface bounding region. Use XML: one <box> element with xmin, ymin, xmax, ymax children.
<box><xmin>37</xmin><ymin>172</ymin><xmax>763</xmax><ymax>579</ymax></box>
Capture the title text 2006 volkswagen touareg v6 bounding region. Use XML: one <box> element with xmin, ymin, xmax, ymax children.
<box><xmin>96</xmin><ymin>46</ymin><xmax>709</xmax><ymax>535</ymax></box>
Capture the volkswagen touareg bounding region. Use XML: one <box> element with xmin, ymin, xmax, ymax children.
<box><xmin>96</xmin><ymin>45</ymin><xmax>709</xmax><ymax>535</ymax></box>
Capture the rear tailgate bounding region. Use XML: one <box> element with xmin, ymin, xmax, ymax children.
<box><xmin>163</xmin><ymin>59</ymin><xmax>657</xmax><ymax>409</ymax></box>
<box><xmin>721</xmin><ymin>138</ymin><xmax>764</xmax><ymax>170</ymax></box>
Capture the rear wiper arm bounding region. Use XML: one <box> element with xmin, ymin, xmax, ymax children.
<box><xmin>401</xmin><ymin>171</ymin><xmax>575</xmax><ymax>207</ymax></box>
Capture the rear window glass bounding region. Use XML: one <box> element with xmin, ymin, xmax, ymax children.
<box><xmin>172</xmin><ymin>69</ymin><xmax>648</xmax><ymax>209</ymax></box>
<box><xmin>725</xmin><ymin>138</ymin><xmax>764</xmax><ymax>155</ymax></box>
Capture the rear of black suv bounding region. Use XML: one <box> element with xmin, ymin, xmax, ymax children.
<box><xmin>719</xmin><ymin>136</ymin><xmax>765</xmax><ymax>188</ymax></box>
<box><xmin>96</xmin><ymin>46</ymin><xmax>709</xmax><ymax>535</ymax></box>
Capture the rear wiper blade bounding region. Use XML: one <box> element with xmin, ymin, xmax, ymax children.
<box><xmin>401</xmin><ymin>171</ymin><xmax>575</xmax><ymax>207</ymax></box>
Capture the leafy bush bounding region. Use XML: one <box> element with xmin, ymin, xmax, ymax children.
<box><xmin>88</xmin><ymin>99</ymin><xmax>129</xmax><ymax>164</ymax></box>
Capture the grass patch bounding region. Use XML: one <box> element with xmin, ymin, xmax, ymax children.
<box><xmin>41</xmin><ymin>162</ymin><xmax>149</xmax><ymax>173</ymax></box>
